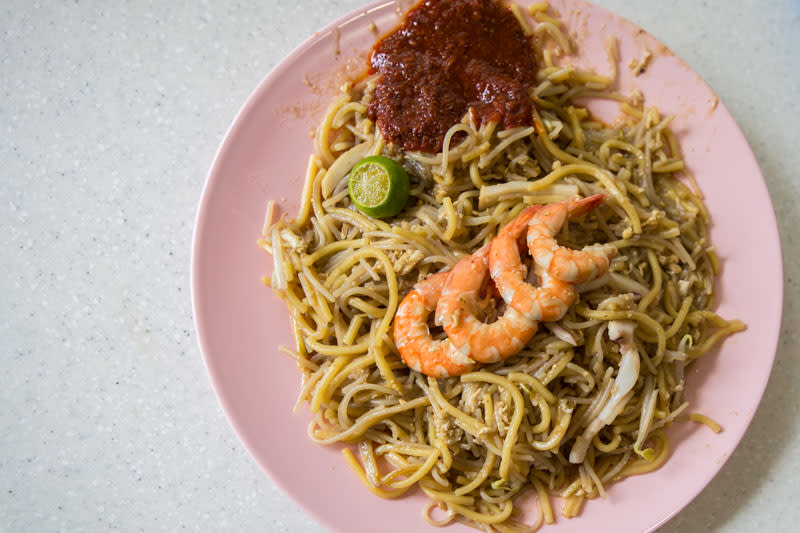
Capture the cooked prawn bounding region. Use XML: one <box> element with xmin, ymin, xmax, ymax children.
<box><xmin>488</xmin><ymin>206</ymin><xmax>578</xmax><ymax>323</ymax></box>
<box><xmin>435</xmin><ymin>244</ymin><xmax>538</xmax><ymax>364</ymax></box>
<box><xmin>393</xmin><ymin>272</ymin><xmax>476</xmax><ymax>378</ymax></box>
<box><xmin>526</xmin><ymin>194</ymin><xmax>617</xmax><ymax>284</ymax></box>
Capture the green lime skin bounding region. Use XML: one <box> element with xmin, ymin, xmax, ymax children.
<box><xmin>348</xmin><ymin>155</ymin><xmax>410</xmax><ymax>218</ymax></box>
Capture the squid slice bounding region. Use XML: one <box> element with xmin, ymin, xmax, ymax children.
<box><xmin>568</xmin><ymin>320</ymin><xmax>640</xmax><ymax>464</ymax></box>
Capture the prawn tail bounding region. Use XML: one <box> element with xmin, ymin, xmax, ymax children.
<box><xmin>566</xmin><ymin>193</ymin><xmax>606</xmax><ymax>216</ymax></box>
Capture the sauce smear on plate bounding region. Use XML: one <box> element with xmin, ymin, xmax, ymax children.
<box><xmin>368</xmin><ymin>0</ymin><xmax>538</xmax><ymax>153</ymax></box>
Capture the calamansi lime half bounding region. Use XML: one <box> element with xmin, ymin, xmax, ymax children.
<box><xmin>348</xmin><ymin>155</ymin><xmax>410</xmax><ymax>218</ymax></box>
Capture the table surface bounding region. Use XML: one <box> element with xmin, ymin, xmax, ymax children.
<box><xmin>2</xmin><ymin>1</ymin><xmax>798</xmax><ymax>532</ymax></box>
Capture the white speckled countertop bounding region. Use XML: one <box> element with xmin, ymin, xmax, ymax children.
<box><xmin>1</xmin><ymin>1</ymin><xmax>798</xmax><ymax>532</ymax></box>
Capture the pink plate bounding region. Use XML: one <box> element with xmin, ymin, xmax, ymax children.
<box><xmin>191</xmin><ymin>1</ymin><xmax>783</xmax><ymax>531</ymax></box>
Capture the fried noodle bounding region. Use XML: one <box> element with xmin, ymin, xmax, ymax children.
<box><xmin>258</xmin><ymin>3</ymin><xmax>744</xmax><ymax>531</ymax></box>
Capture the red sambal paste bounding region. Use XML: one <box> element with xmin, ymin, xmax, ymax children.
<box><xmin>367</xmin><ymin>0</ymin><xmax>538</xmax><ymax>153</ymax></box>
